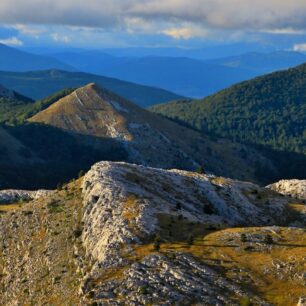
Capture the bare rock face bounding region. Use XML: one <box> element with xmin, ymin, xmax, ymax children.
<box><xmin>82</xmin><ymin>162</ymin><xmax>285</xmax><ymax>268</ymax></box>
<box><xmin>267</xmin><ymin>180</ymin><xmax>306</xmax><ymax>200</ymax></box>
<box><xmin>0</xmin><ymin>161</ymin><xmax>305</xmax><ymax>305</ymax></box>
<box><xmin>0</xmin><ymin>189</ymin><xmax>51</xmax><ymax>203</ymax></box>
<box><xmin>79</xmin><ymin>161</ymin><xmax>305</xmax><ymax>305</ymax></box>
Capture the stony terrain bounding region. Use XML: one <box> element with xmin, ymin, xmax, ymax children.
<box><xmin>0</xmin><ymin>189</ymin><xmax>51</xmax><ymax>203</ymax></box>
<box><xmin>268</xmin><ymin>180</ymin><xmax>306</xmax><ymax>200</ymax></box>
<box><xmin>0</xmin><ymin>161</ymin><xmax>305</xmax><ymax>305</ymax></box>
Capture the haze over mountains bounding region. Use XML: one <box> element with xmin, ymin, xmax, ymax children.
<box><xmin>2</xmin><ymin>43</ymin><xmax>306</xmax><ymax>99</ymax></box>
<box><xmin>0</xmin><ymin>43</ymin><xmax>74</xmax><ymax>72</ymax></box>
<box><xmin>51</xmin><ymin>50</ymin><xmax>306</xmax><ymax>97</ymax></box>
<box><xmin>0</xmin><ymin>70</ymin><xmax>182</xmax><ymax>107</ymax></box>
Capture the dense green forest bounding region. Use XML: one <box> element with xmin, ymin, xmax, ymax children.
<box><xmin>0</xmin><ymin>88</ymin><xmax>75</xmax><ymax>125</ymax></box>
<box><xmin>151</xmin><ymin>64</ymin><xmax>306</xmax><ymax>155</ymax></box>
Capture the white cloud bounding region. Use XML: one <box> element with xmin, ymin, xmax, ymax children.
<box><xmin>162</xmin><ymin>25</ymin><xmax>209</xmax><ymax>39</ymax></box>
<box><xmin>13</xmin><ymin>24</ymin><xmax>44</xmax><ymax>37</ymax></box>
<box><xmin>0</xmin><ymin>0</ymin><xmax>305</xmax><ymax>33</ymax></box>
<box><xmin>0</xmin><ymin>36</ymin><xmax>23</xmax><ymax>46</ymax></box>
<box><xmin>51</xmin><ymin>33</ymin><xmax>71</xmax><ymax>43</ymax></box>
<box><xmin>261</xmin><ymin>28</ymin><xmax>305</xmax><ymax>35</ymax></box>
<box><xmin>293</xmin><ymin>43</ymin><xmax>306</xmax><ymax>51</ymax></box>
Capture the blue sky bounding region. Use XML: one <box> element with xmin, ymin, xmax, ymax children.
<box><xmin>0</xmin><ymin>0</ymin><xmax>306</xmax><ymax>51</ymax></box>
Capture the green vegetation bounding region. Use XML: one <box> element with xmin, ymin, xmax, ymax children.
<box><xmin>0</xmin><ymin>88</ymin><xmax>75</xmax><ymax>125</ymax></box>
<box><xmin>151</xmin><ymin>63</ymin><xmax>306</xmax><ymax>155</ymax></box>
<box><xmin>239</xmin><ymin>296</ymin><xmax>252</xmax><ymax>306</ymax></box>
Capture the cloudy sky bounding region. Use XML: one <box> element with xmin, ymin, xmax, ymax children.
<box><xmin>0</xmin><ymin>0</ymin><xmax>306</xmax><ymax>50</ymax></box>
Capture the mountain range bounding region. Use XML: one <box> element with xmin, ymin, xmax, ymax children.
<box><xmin>51</xmin><ymin>50</ymin><xmax>306</xmax><ymax>98</ymax></box>
<box><xmin>0</xmin><ymin>70</ymin><xmax>183</xmax><ymax>107</ymax></box>
<box><xmin>2</xmin><ymin>43</ymin><xmax>306</xmax><ymax>99</ymax></box>
<box><xmin>0</xmin><ymin>43</ymin><xmax>74</xmax><ymax>72</ymax></box>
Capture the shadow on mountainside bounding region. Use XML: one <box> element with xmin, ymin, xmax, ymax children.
<box><xmin>0</xmin><ymin>123</ymin><xmax>128</xmax><ymax>189</ymax></box>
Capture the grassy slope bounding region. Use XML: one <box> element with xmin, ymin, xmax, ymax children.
<box><xmin>0</xmin><ymin>179</ymin><xmax>86</xmax><ymax>305</ymax></box>
<box><xmin>150</xmin><ymin>64</ymin><xmax>306</xmax><ymax>155</ymax></box>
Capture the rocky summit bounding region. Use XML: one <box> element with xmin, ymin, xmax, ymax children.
<box><xmin>0</xmin><ymin>161</ymin><xmax>305</xmax><ymax>305</ymax></box>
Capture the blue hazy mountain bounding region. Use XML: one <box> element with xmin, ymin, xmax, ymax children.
<box><xmin>0</xmin><ymin>70</ymin><xmax>183</xmax><ymax>107</ymax></box>
<box><xmin>208</xmin><ymin>51</ymin><xmax>306</xmax><ymax>73</ymax></box>
<box><xmin>0</xmin><ymin>43</ymin><xmax>75</xmax><ymax>72</ymax></box>
<box><xmin>52</xmin><ymin>50</ymin><xmax>306</xmax><ymax>98</ymax></box>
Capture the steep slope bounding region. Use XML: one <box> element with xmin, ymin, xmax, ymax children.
<box><xmin>0</xmin><ymin>126</ymin><xmax>36</xmax><ymax>163</ymax></box>
<box><xmin>29</xmin><ymin>83</ymin><xmax>281</xmax><ymax>184</ymax></box>
<box><xmin>0</xmin><ymin>69</ymin><xmax>183</xmax><ymax>107</ymax></box>
<box><xmin>151</xmin><ymin>63</ymin><xmax>306</xmax><ymax>155</ymax></box>
<box><xmin>0</xmin><ymin>122</ymin><xmax>126</xmax><ymax>190</ymax></box>
<box><xmin>0</xmin><ymin>162</ymin><xmax>305</xmax><ymax>305</ymax></box>
<box><xmin>0</xmin><ymin>43</ymin><xmax>74</xmax><ymax>72</ymax></box>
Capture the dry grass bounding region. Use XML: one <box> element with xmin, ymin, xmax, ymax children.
<box><xmin>211</xmin><ymin>177</ymin><xmax>228</xmax><ymax>186</ymax></box>
<box><xmin>0</xmin><ymin>203</ymin><xmax>22</xmax><ymax>212</ymax></box>
<box><xmin>118</xmin><ymin>225</ymin><xmax>306</xmax><ymax>306</ymax></box>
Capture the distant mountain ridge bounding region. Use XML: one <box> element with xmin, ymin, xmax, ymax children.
<box><xmin>0</xmin><ymin>43</ymin><xmax>75</xmax><ymax>72</ymax></box>
<box><xmin>0</xmin><ymin>69</ymin><xmax>183</xmax><ymax>107</ymax></box>
<box><xmin>0</xmin><ymin>84</ymin><xmax>33</xmax><ymax>103</ymax></box>
<box><xmin>51</xmin><ymin>50</ymin><xmax>306</xmax><ymax>98</ymax></box>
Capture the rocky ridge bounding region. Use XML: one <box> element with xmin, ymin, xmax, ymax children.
<box><xmin>268</xmin><ymin>180</ymin><xmax>306</xmax><ymax>200</ymax></box>
<box><xmin>79</xmin><ymin>162</ymin><xmax>306</xmax><ymax>305</ymax></box>
<box><xmin>0</xmin><ymin>162</ymin><xmax>305</xmax><ymax>305</ymax></box>
<box><xmin>0</xmin><ymin>189</ymin><xmax>51</xmax><ymax>203</ymax></box>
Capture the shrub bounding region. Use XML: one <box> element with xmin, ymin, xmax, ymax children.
<box><xmin>195</xmin><ymin>167</ymin><xmax>205</xmax><ymax>174</ymax></box>
<box><xmin>139</xmin><ymin>285</ymin><xmax>149</xmax><ymax>295</ymax></box>
<box><xmin>239</xmin><ymin>296</ymin><xmax>252</xmax><ymax>306</ymax></box>
<box><xmin>153</xmin><ymin>234</ymin><xmax>161</xmax><ymax>251</ymax></box>
<box><xmin>264</xmin><ymin>234</ymin><xmax>273</xmax><ymax>245</ymax></box>
<box><xmin>78</xmin><ymin>170</ymin><xmax>85</xmax><ymax>178</ymax></box>
<box><xmin>187</xmin><ymin>235</ymin><xmax>194</xmax><ymax>245</ymax></box>
<box><xmin>240</xmin><ymin>233</ymin><xmax>247</xmax><ymax>243</ymax></box>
